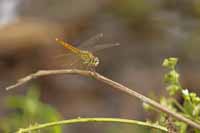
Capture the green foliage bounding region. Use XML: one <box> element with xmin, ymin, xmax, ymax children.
<box><xmin>0</xmin><ymin>86</ymin><xmax>62</xmax><ymax>133</ymax></box>
<box><xmin>182</xmin><ymin>89</ymin><xmax>200</xmax><ymax>119</ymax></box>
<box><xmin>159</xmin><ymin>57</ymin><xmax>200</xmax><ymax>132</ymax></box>
<box><xmin>144</xmin><ymin>57</ymin><xmax>200</xmax><ymax>132</ymax></box>
<box><xmin>162</xmin><ymin>57</ymin><xmax>182</xmax><ymax>96</ymax></box>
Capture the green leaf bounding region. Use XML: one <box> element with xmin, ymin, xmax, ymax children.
<box><xmin>0</xmin><ymin>86</ymin><xmax>62</xmax><ymax>133</ymax></box>
<box><xmin>162</xmin><ymin>57</ymin><xmax>178</xmax><ymax>69</ymax></box>
<box><xmin>193</xmin><ymin>104</ymin><xmax>200</xmax><ymax>117</ymax></box>
<box><xmin>164</xmin><ymin>70</ymin><xmax>180</xmax><ymax>85</ymax></box>
<box><xmin>166</xmin><ymin>85</ymin><xmax>181</xmax><ymax>96</ymax></box>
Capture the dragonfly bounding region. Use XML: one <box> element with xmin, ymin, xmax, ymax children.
<box><xmin>55</xmin><ymin>33</ymin><xmax>119</xmax><ymax>70</ymax></box>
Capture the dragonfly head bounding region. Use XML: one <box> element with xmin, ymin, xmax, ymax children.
<box><xmin>93</xmin><ymin>57</ymin><xmax>100</xmax><ymax>67</ymax></box>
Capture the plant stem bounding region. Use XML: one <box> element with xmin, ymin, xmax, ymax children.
<box><xmin>16</xmin><ymin>117</ymin><xmax>167</xmax><ymax>133</ymax></box>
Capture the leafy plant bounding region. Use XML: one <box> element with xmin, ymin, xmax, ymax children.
<box><xmin>0</xmin><ymin>86</ymin><xmax>62</xmax><ymax>133</ymax></box>
<box><xmin>3</xmin><ymin>57</ymin><xmax>200</xmax><ymax>133</ymax></box>
<box><xmin>152</xmin><ymin>57</ymin><xmax>200</xmax><ymax>133</ymax></box>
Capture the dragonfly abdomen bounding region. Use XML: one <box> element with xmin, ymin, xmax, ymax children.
<box><xmin>56</xmin><ymin>38</ymin><xmax>81</xmax><ymax>54</ymax></box>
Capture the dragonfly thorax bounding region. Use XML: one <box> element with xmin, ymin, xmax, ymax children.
<box><xmin>80</xmin><ymin>50</ymin><xmax>99</xmax><ymax>67</ymax></box>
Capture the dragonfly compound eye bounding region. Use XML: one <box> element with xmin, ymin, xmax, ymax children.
<box><xmin>94</xmin><ymin>57</ymin><xmax>100</xmax><ymax>67</ymax></box>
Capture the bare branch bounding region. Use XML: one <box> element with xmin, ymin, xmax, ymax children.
<box><xmin>5</xmin><ymin>69</ymin><xmax>90</xmax><ymax>90</ymax></box>
<box><xmin>5</xmin><ymin>69</ymin><xmax>200</xmax><ymax>130</ymax></box>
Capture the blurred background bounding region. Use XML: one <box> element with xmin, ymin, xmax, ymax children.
<box><xmin>0</xmin><ymin>0</ymin><xmax>200</xmax><ymax>132</ymax></box>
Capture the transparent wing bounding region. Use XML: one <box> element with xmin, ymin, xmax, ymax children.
<box><xmin>53</xmin><ymin>52</ymin><xmax>82</xmax><ymax>68</ymax></box>
<box><xmin>79</xmin><ymin>33</ymin><xmax>103</xmax><ymax>49</ymax></box>
<box><xmin>88</xmin><ymin>43</ymin><xmax>120</xmax><ymax>52</ymax></box>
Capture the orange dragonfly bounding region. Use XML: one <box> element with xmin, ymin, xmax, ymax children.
<box><xmin>55</xmin><ymin>33</ymin><xmax>119</xmax><ymax>70</ymax></box>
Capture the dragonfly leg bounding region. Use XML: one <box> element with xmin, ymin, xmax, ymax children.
<box><xmin>92</xmin><ymin>67</ymin><xmax>96</xmax><ymax>72</ymax></box>
<box><xmin>69</xmin><ymin>59</ymin><xmax>80</xmax><ymax>68</ymax></box>
<box><xmin>88</xmin><ymin>65</ymin><xmax>96</xmax><ymax>72</ymax></box>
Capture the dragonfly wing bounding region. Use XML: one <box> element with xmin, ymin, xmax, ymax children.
<box><xmin>79</xmin><ymin>33</ymin><xmax>103</xmax><ymax>49</ymax></box>
<box><xmin>88</xmin><ymin>43</ymin><xmax>120</xmax><ymax>53</ymax></box>
<box><xmin>60</xmin><ymin>57</ymin><xmax>83</xmax><ymax>68</ymax></box>
<box><xmin>53</xmin><ymin>52</ymin><xmax>78</xmax><ymax>68</ymax></box>
<box><xmin>54</xmin><ymin>53</ymin><xmax>71</xmax><ymax>59</ymax></box>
